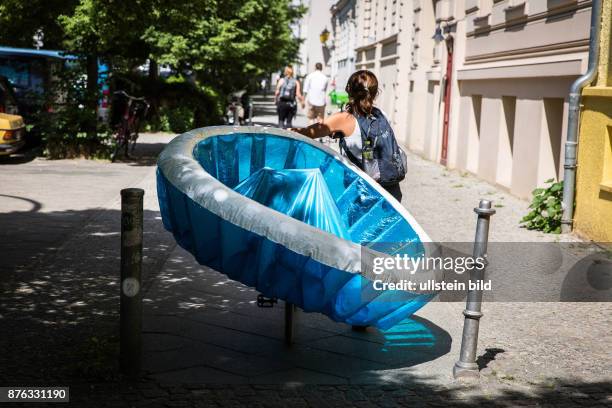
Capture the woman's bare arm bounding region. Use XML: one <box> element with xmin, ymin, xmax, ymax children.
<box><xmin>296</xmin><ymin>81</ymin><xmax>305</xmax><ymax>107</ymax></box>
<box><xmin>291</xmin><ymin>112</ymin><xmax>355</xmax><ymax>139</ymax></box>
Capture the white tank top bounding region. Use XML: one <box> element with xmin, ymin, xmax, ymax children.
<box><xmin>343</xmin><ymin>116</ymin><xmax>362</xmax><ymax>158</ymax></box>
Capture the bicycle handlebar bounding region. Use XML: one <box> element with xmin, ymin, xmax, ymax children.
<box><xmin>113</xmin><ymin>90</ymin><xmax>148</xmax><ymax>104</ymax></box>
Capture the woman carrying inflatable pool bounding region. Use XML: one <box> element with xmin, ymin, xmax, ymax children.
<box><xmin>292</xmin><ymin>70</ymin><xmax>407</xmax><ymax>203</ymax></box>
<box><xmin>157</xmin><ymin>69</ymin><xmax>436</xmax><ymax>333</ymax></box>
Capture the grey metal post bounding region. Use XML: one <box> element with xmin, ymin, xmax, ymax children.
<box><xmin>560</xmin><ymin>0</ymin><xmax>602</xmax><ymax>233</ymax></box>
<box><xmin>284</xmin><ymin>302</ymin><xmax>295</xmax><ymax>345</ymax></box>
<box><xmin>453</xmin><ymin>199</ymin><xmax>495</xmax><ymax>379</ymax></box>
<box><xmin>120</xmin><ymin>188</ymin><xmax>144</xmax><ymax>378</ymax></box>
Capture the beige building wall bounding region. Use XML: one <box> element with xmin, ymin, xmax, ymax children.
<box><xmin>352</xmin><ymin>0</ymin><xmax>423</xmax><ymax>146</ymax></box>
<box><xmin>296</xmin><ymin>0</ymin><xmax>336</xmax><ymax>77</ymax></box>
<box><xmin>330</xmin><ymin>0</ymin><xmax>357</xmax><ymax>91</ymax></box>
<box><xmin>327</xmin><ymin>0</ymin><xmax>591</xmax><ymax>199</ymax></box>
<box><xmin>457</xmin><ymin>78</ymin><xmax>574</xmax><ymax>196</ymax></box>
<box><xmin>425</xmin><ymin>0</ymin><xmax>590</xmax><ymax>198</ymax></box>
<box><xmin>405</xmin><ymin>0</ymin><xmax>437</xmax><ymax>154</ymax></box>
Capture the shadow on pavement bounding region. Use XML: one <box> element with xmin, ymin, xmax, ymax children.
<box><xmin>0</xmin><ymin>193</ymin><xmax>42</xmax><ymax>212</ymax></box>
<box><xmin>0</xmin><ymin>207</ymin><xmax>175</xmax><ymax>385</ymax></box>
<box><xmin>0</xmin><ymin>147</ymin><xmax>39</xmax><ymax>165</ymax></box>
<box><xmin>252</xmin><ymin>104</ymin><xmax>278</xmax><ymax>116</ymax></box>
<box><xmin>111</xmin><ymin>142</ymin><xmax>171</xmax><ymax>167</ymax></box>
<box><xmin>140</xmin><ymin>246</ymin><xmax>453</xmax><ymax>384</ymax></box>
<box><xmin>65</xmin><ymin>378</ymin><xmax>612</xmax><ymax>407</ymax></box>
<box><xmin>1</xmin><ymin>206</ymin><xmax>610</xmax><ymax>406</ymax></box>
<box><xmin>476</xmin><ymin>347</ymin><xmax>505</xmax><ymax>370</ymax></box>
<box><xmin>0</xmin><ymin>134</ymin><xmax>171</xmax><ymax>167</ymax></box>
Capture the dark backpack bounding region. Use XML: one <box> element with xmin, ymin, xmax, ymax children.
<box><xmin>279</xmin><ymin>77</ymin><xmax>297</xmax><ymax>102</ymax></box>
<box><xmin>339</xmin><ymin>107</ymin><xmax>407</xmax><ymax>186</ymax></box>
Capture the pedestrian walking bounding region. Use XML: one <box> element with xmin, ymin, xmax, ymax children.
<box><xmin>303</xmin><ymin>62</ymin><xmax>329</xmax><ymax>125</ymax></box>
<box><xmin>275</xmin><ymin>66</ymin><xmax>304</xmax><ymax>129</ymax></box>
<box><xmin>291</xmin><ymin>69</ymin><xmax>408</xmax><ymax>332</ymax></box>
<box><xmin>291</xmin><ymin>70</ymin><xmax>407</xmax><ymax>202</ymax></box>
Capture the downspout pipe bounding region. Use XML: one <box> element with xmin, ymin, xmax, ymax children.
<box><xmin>561</xmin><ymin>0</ymin><xmax>602</xmax><ymax>233</ymax></box>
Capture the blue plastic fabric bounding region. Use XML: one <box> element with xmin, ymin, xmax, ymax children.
<box><xmin>234</xmin><ymin>168</ymin><xmax>352</xmax><ymax>241</ymax></box>
<box><xmin>157</xmin><ymin>130</ymin><xmax>434</xmax><ymax>329</ymax></box>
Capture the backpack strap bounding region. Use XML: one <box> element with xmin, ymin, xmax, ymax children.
<box><xmin>338</xmin><ymin>136</ymin><xmax>363</xmax><ymax>169</ymax></box>
<box><xmin>355</xmin><ymin>109</ymin><xmax>378</xmax><ymax>148</ymax></box>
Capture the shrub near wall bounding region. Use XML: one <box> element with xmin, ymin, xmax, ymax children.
<box><xmin>38</xmin><ymin>65</ymin><xmax>113</xmax><ymax>159</ymax></box>
<box><xmin>520</xmin><ymin>179</ymin><xmax>564</xmax><ymax>234</ymax></box>
<box><xmin>113</xmin><ymin>74</ymin><xmax>223</xmax><ymax>134</ymax></box>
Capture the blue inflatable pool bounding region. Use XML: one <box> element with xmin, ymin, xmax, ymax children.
<box><xmin>157</xmin><ymin>126</ymin><xmax>435</xmax><ymax>329</ymax></box>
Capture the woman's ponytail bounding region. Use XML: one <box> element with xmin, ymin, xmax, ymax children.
<box><xmin>345</xmin><ymin>70</ymin><xmax>378</xmax><ymax>117</ymax></box>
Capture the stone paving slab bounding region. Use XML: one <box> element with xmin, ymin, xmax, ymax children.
<box><xmin>142</xmin><ymin>245</ymin><xmax>453</xmax><ymax>385</ymax></box>
<box><xmin>1</xmin><ymin>118</ymin><xmax>610</xmax><ymax>406</ymax></box>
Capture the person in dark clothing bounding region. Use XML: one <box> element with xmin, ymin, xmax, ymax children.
<box><xmin>275</xmin><ymin>65</ymin><xmax>304</xmax><ymax>129</ymax></box>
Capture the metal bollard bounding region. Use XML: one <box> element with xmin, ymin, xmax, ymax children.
<box><xmin>120</xmin><ymin>188</ymin><xmax>144</xmax><ymax>378</ymax></box>
<box><xmin>453</xmin><ymin>199</ymin><xmax>495</xmax><ymax>379</ymax></box>
<box><xmin>284</xmin><ymin>302</ymin><xmax>295</xmax><ymax>345</ymax></box>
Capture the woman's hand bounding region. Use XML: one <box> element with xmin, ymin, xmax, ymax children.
<box><xmin>289</xmin><ymin>112</ymin><xmax>354</xmax><ymax>140</ymax></box>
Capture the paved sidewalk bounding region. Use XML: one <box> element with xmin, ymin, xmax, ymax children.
<box><xmin>250</xmin><ymin>94</ymin><xmax>308</xmax><ymax>128</ymax></box>
<box><xmin>0</xmin><ymin>134</ymin><xmax>178</xmax><ymax>384</ymax></box>
<box><xmin>141</xmin><ymin>148</ymin><xmax>611</xmax><ymax>389</ymax></box>
<box><xmin>1</xmin><ymin>122</ymin><xmax>610</xmax><ymax>406</ymax></box>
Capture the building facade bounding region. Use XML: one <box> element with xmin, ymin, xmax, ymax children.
<box><xmin>446</xmin><ymin>0</ymin><xmax>592</xmax><ymax>199</ymax></box>
<box><xmin>327</xmin><ymin>0</ymin><xmax>596</xmax><ymax>201</ymax></box>
<box><xmin>574</xmin><ymin>0</ymin><xmax>612</xmax><ymax>241</ymax></box>
<box><xmin>330</xmin><ymin>0</ymin><xmax>357</xmax><ymax>91</ymax></box>
<box><xmin>295</xmin><ymin>0</ymin><xmax>336</xmax><ymax>77</ymax></box>
<box><xmin>351</xmin><ymin>0</ymin><xmax>414</xmax><ymax>145</ymax></box>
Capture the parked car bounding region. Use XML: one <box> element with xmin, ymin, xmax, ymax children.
<box><xmin>0</xmin><ymin>112</ymin><xmax>26</xmax><ymax>155</ymax></box>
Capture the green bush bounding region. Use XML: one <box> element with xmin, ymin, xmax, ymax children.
<box><xmin>35</xmin><ymin>61</ymin><xmax>112</xmax><ymax>159</ymax></box>
<box><xmin>112</xmin><ymin>73</ymin><xmax>223</xmax><ymax>133</ymax></box>
<box><xmin>520</xmin><ymin>178</ymin><xmax>564</xmax><ymax>234</ymax></box>
<box><xmin>164</xmin><ymin>106</ymin><xmax>194</xmax><ymax>134</ymax></box>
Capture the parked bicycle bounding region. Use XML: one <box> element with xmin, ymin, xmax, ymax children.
<box><xmin>224</xmin><ymin>91</ymin><xmax>253</xmax><ymax>126</ymax></box>
<box><xmin>111</xmin><ymin>91</ymin><xmax>149</xmax><ymax>162</ymax></box>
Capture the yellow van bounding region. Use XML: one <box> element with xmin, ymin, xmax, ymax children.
<box><xmin>0</xmin><ymin>112</ymin><xmax>25</xmax><ymax>156</ymax></box>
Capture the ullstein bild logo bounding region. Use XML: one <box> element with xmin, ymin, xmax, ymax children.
<box><xmin>372</xmin><ymin>278</ymin><xmax>492</xmax><ymax>292</ymax></box>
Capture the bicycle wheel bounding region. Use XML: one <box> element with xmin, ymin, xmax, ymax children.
<box><xmin>111</xmin><ymin>127</ymin><xmax>128</xmax><ymax>162</ymax></box>
<box><xmin>111</xmin><ymin>138</ymin><xmax>126</xmax><ymax>162</ymax></box>
<box><xmin>129</xmin><ymin>127</ymin><xmax>139</xmax><ymax>155</ymax></box>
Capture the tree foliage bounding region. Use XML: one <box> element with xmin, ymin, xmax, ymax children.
<box><xmin>0</xmin><ymin>0</ymin><xmax>304</xmax><ymax>157</ymax></box>
<box><xmin>58</xmin><ymin>0</ymin><xmax>152</xmax><ymax>64</ymax></box>
<box><xmin>144</xmin><ymin>0</ymin><xmax>303</xmax><ymax>94</ymax></box>
<box><xmin>0</xmin><ymin>0</ymin><xmax>77</xmax><ymax>49</ymax></box>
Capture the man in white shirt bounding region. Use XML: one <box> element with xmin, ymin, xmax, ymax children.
<box><xmin>303</xmin><ymin>62</ymin><xmax>329</xmax><ymax>124</ymax></box>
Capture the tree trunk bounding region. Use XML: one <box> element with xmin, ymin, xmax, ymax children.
<box><xmin>86</xmin><ymin>54</ymin><xmax>99</xmax><ymax>140</ymax></box>
<box><xmin>148</xmin><ymin>59</ymin><xmax>158</xmax><ymax>81</ymax></box>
